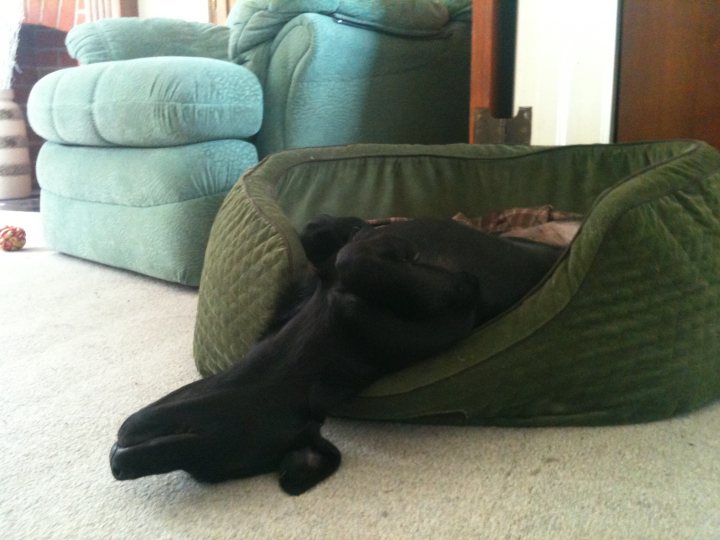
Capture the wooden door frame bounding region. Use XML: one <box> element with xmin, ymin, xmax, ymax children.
<box><xmin>469</xmin><ymin>0</ymin><xmax>519</xmax><ymax>142</ymax></box>
<box><xmin>614</xmin><ymin>0</ymin><xmax>720</xmax><ymax>148</ymax></box>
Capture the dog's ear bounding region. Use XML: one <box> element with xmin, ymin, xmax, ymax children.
<box><xmin>278</xmin><ymin>434</ymin><xmax>341</xmax><ymax>496</ymax></box>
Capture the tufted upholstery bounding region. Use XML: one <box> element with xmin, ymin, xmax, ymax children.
<box><xmin>28</xmin><ymin>57</ymin><xmax>262</xmax><ymax>147</ymax></box>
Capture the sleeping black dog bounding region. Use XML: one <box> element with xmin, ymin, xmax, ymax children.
<box><xmin>110</xmin><ymin>215</ymin><xmax>561</xmax><ymax>495</ymax></box>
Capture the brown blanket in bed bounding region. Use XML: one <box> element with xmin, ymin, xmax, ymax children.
<box><xmin>368</xmin><ymin>206</ymin><xmax>583</xmax><ymax>248</ymax></box>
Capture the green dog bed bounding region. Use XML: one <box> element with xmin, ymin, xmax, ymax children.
<box><xmin>194</xmin><ymin>141</ymin><xmax>720</xmax><ymax>426</ymax></box>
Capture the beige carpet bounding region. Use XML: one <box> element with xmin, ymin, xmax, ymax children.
<box><xmin>1</xmin><ymin>209</ymin><xmax>719</xmax><ymax>539</ymax></box>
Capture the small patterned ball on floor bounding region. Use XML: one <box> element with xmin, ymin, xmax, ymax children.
<box><xmin>0</xmin><ymin>225</ymin><xmax>26</xmax><ymax>251</ymax></box>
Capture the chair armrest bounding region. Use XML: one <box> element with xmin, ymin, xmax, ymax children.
<box><xmin>67</xmin><ymin>18</ymin><xmax>229</xmax><ymax>64</ymax></box>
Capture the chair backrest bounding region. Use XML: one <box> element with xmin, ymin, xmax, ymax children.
<box><xmin>226</xmin><ymin>0</ymin><xmax>471</xmax><ymax>80</ymax></box>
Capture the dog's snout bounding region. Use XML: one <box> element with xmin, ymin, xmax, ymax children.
<box><xmin>110</xmin><ymin>442</ymin><xmax>130</xmax><ymax>480</ymax></box>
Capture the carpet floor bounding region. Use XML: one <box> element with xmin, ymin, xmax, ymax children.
<box><xmin>1</xmin><ymin>210</ymin><xmax>719</xmax><ymax>539</ymax></box>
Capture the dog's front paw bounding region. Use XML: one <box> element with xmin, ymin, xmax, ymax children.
<box><xmin>278</xmin><ymin>436</ymin><xmax>341</xmax><ymax>496</ymax></box>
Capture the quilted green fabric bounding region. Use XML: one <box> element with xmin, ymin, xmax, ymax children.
<box><xmin>194</xmin><ymin>141</ymin><xmax>720</xmax><ymax>425</ymax></box>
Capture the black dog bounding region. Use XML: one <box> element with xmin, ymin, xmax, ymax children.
<box><xmin>110</xmin><ymin>216</ymin><xmax>561</xmax><ymax>495</ymax></box>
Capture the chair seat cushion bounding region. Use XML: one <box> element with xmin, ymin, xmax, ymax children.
<box><xmin>28</xmin><ymin>57</ymin><xmax>263</xmax><ymax>148</ymax></box>
<box><xmin>37</xmin><ymin>139</ymin><xmax>257</xmax><ymax>286</ymax></box>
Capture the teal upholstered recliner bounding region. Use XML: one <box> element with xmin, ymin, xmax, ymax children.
<box><xmin>27</xmin><ymin>0</ymin><xmax>471</xmax><ymax>285</ymax></box>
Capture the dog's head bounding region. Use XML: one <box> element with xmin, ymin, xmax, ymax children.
<box><xmin>109</xmin><ymin>371</ymin><xmax>341</xmax><ymax>496</ymax></box>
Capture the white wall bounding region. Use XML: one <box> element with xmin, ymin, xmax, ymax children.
<box><xmin>137</xmin><ymin>0</ymin><xmax>209</xmax><ymax>22</ymax></box>
<box><xmin>514</xmin><ymin>0</ymin><xmax>619</xmax><ymax>145</ymax></box>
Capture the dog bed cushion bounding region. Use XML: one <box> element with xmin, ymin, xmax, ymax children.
<box><xmin>194</xmin><ymin>141</ymin><xmax>720</xmax><ymax>426</ymax></box>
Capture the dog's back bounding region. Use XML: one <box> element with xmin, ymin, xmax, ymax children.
<box><xmin>352</xmin><ymin>218</ymin><xmax>561</xmax><ymax>323</ymax></box>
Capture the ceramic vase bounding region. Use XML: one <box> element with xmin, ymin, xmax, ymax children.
<box><xmin>0</xmin><ymin>88</ymin><xmax>32</xmax><ymax>200</ymax></box>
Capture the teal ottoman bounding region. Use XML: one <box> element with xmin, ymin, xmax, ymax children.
<box><xmin>28</xmin><ymin>56</ymin><xmax>262</xmax><ymax>285</ymax></box>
